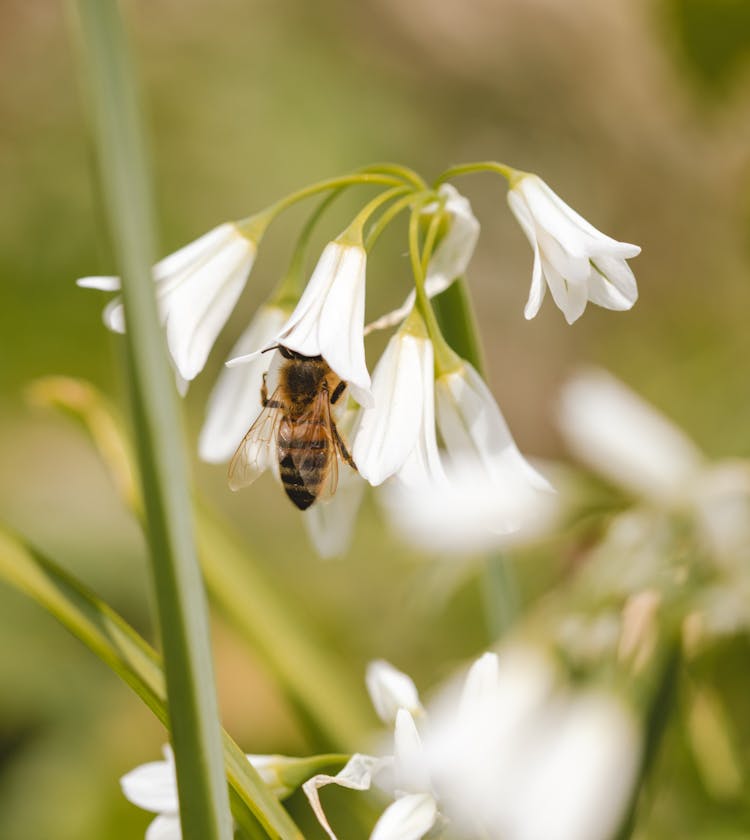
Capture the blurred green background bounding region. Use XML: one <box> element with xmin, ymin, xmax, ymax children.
<box><xmin>1</xmin><ymin>1</ymin><xmax>750</xmax><ymax>838</ymax></box>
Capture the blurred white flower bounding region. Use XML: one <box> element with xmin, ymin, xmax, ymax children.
<box><xmin>366</xmin><ymin>184</ymin><xmax>480</xmax><ymax>334</ymax></box>
<box><xmin>558</xmin><ymin>367</ymin><xmax>705</xmax><ymax>505</ymax></box>
<box><xmin>302</xmin><ymin>466</ymin><xmax>367</xmax><ymax>558</ymax></box>
<box><xmin>423</xmin><ymin>647</ymin><xmax>641</xmax><ymax>840</ymax></box>
<box><xmin>305</xmin><ymin>649</ymin><xmax>639</xmax><ymax>840</ymax></box>
<box><xmin>507</xmin><ymin>174</ymin><xmax>640</xmax><ymax>324</ymax></box>
<box><xmin>121</xmin><ymin>745</ymin><xmax>298</xmax><ymax>839</ymax></box>
<box><xmin>78</xmin><ymin>223</ymin><xmax>257</xmax><ymax>382</ymax></box>
<box><xmin>352</xmin><ymin>325</ymin><xmax>443</xmax><ymax>487</ymax></box>
<box><xmin>228</xmin><ymin>239</ymin><xmax>373</xmax><ymax>408</ymax></box>
<box><xmin>198</xmin><ymin>304</ymin><xmax>288</xmax><ymax>464</ymax></box>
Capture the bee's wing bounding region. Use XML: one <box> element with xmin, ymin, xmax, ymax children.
<box><xmin>289</xmin><ymin>390</ymin><xmax>339</xmax><ymax>501</ymax></box>
<box><xmin>227</xmin><ymin>394</ymin><xmax>282</xmax><ymax>491</ymax></box>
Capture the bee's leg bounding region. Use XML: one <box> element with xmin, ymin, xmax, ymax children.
<box><xmin>330</xmin><ymin>380</ymin><xmax>347</xmax><ymax>405</ymax></box>
<box><xmin>332</xmin><ymin>422</ymin><xmax>357</xmax><ymax>470</ymax></box>
<box><xmin>260</xmin><ymin>373</ymin><xmax>269</xmax><ymax>406</ymax></box>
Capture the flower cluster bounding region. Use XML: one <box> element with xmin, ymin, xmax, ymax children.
<box><xmin>78</xmin><ymin>163</ymin><xmax>640</xmax><ymax>551</ymax></box>
<box><xmin>303</xmin><ymin>651</ymin><xmax>640</xmax><ymax>840</ymax></box>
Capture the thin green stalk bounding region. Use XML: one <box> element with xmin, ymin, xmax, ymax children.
<box><xmin>365</xmin><ymin>189</ymin><xmax>433</xmax><ymax>251</ymax></box>
<box><xmin>341</xmin><ymin>185</ymin><xmax>413</xmax><ymax>244</ymax></box>
<box><xmin>237</xmin><ymin>173</ymin><xmax>406</xmax><ymax>239</ymax></box>
<box><xmin>407</xmin><ymin>204</ymin><xmax>462</xmax><ymax>375</ymax></box>
<box><xmin>0</xmin><ymin>527</ymin><xmax>303</xmax><ymax>839</ymax></box>
<box><xmin>433</xmin><ymin>160</ymin><xmax>519</xmax><ymax>187</ymax></box>
<box><xmin>480</xmin><ymin>553</ymin><xmax>520</xmax><ymax>643</ymax></box>
<box><xmin>358</xmin><ymin>162</ymin><xmax>427</xmax><ymax>189</ymax></box>
<box><xmin>72</xmin><ymin>3</ymin><xmax>231</xmax><ymax>838</ymax></box>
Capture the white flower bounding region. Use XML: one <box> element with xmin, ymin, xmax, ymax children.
<box><xmin>198</xmin><ymin>304</ymin><xmax>288</xmax><ymax>463</ymax></box>
<box><xmin>422</xmin><ymin>647</ymin><xmax>641</xmax><ymax>840</ymax></box>
<box><xmin>352</xmin><ymin>324</ymin><xmax>444</xmax><ymax>487</ymax></box>
<box><xmin>559</xmin><ymin>367</ymin><xmax>750</xmax><ymax>570</ymax></box>
<box><xmin>78</xmin><ymin>223</ymin><xmax>257</xmax><ymax>382</ymax></box>
<box><xmin>121</xmin><ymin>745</ymin><xmax>298</xmax><ymax>839</ymax></box>
<box><xmin>558</xmin><ymin>367</ymin><xmax>705</xmax><ymax>505</ymax></box>
<box><xmin>366</xmin><ymin>185</ymin><xmax>479</xmax><ymax>334</ymax></box>
<box><xmin>507</xmin><ymin>174</ymin><xmax>640</xmax><ymax>324</ymax></box>
<box><xmin>228</xmin><ymin>239</ymin><xmax>373</xmax><ymax>408</ymax></box>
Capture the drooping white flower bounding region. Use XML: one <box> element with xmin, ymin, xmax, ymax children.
<box><xmin>198</xmin><ymin>303</ymin><xmax>288</xmax><ymax>464</ymax></box>
<box><xmin>352</xmin><ymin>323</ymin><xmax>443</xmax><ymax>487</ymax></box>
<box><xmin>507</xmin><ymin>174</ymin><xmax>640</xmax><ymax>324</ymax></box>
<box><xmin>121</xmin><ymin>746</ymin><xmax>301</xmax><ymax>840</ymax></box>
<box><xmin>366</xmin><ymin>185</ymin><xmax>480</xmax><ymax>334</ymax></box>
<box><xmin>78</xmin><ymin>223</ymin><xmax>257</xmax><ymax>382</ymax></box>
<box><xmin>558</xmin><ymin>367</ymin><xmax>705</xmax><ymax>504</ymax></box>
<box><xmin>228</xmin><ymin>239</ymin><xmax>373</xmax><ymax>407</ymax></box>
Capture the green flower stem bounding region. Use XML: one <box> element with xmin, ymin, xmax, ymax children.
<box><xmin>28</xmin><ymin>376</ymin><xmax>375</xmax><ymax>748</ymax></box>
<box><xmin>237</xmin><ymin>173</ymin><xmax>407</xmax><ymax>240</ymax></box>
<box><xmin>358</xmin><ymin>162</ymin><xmax>428</xmax><ymax>189</ymax></box>
<box><xmin>72</xmin><ymin>3</ymin><xmax>232</xmax><ymax>839</ymax></box>
<box><xmin>407</xmin><ymin>204</ymin><xmax>463</xmax><ymax>375</ymax></box>
<box><xmin>480</xmin><ymin>553</ymin><xmax>520</xmax><ymax>643</ymax></box>
<box><xmin>365</xmin><ymin>190</ymin><xmax>434</xmax><ymax>251</ymax></box>
<box><xmin>341</xmin><ymin>185</ymin><xmax>414</xmax><ymax>244</ymax></box>
<box><xmin>433</xmin><ymin>160</ymin><xmax>520</xmax><ymax>187</ymax></box>
<box><xmin>0</xmin><ymin>527</ymin><xmax>303</xmax><ymax>840</ymax></box>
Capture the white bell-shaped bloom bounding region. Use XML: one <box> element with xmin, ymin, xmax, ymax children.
<box><xmin>366</xmin><ymin>659</ymin><xmax>424</xmax><ymax>726</ymax></box>
<box><xmin>507</xmin><ymin>174</ymin><xmax>640</xmax><ymax>324</ymax></box>
<box><xmin>353</xmin><ymin>326</ymin><xmax>442</xmax><ymax>486</ymax></box>
<box><xmin>558</xmin><ymin>367</ymin><xmax>705</xmax><ymax>504</ymax></box>
<box><xmin>228</xmin><ymin>239</ymin><xmax>372</xmax><ymax>408</ymax></box>
<box><xmin>198</xmin><ymin>304</ymin><xmax>288</xmax><ymax>464</ymax></box>
<box><xmin>366</xmin><ymin>185</ymin><xmax>479</xmax><ymax>334</ymax></box>
<box><xmin>78</xmin><ymin>223</ymin><xmax>257</xmax><ymax>382</ymax></box>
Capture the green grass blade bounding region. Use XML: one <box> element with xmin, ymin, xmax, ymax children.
<box><xmin>70</xmin><ymin>2</ymin><xmax>232</xmax><ymax>837</ymax></box>
<box><xmin>0</xmin><ymin>526</ymin><xmax>303</xmax><ymax>840</ymax></box>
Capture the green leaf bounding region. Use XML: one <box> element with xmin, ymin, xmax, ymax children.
<box><xmin>0</xmin><ymin>527</ymin><xmax>303</xmax><ymax>840</ymax></box>
<box><xmin>71</xmin><ymin>1</ymin><xmax>233</xmax><ymax>837</ymax></box>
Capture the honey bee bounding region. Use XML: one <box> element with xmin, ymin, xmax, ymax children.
<box><xmin>228</xmin><ymin>346</ymin><xmax>357</xmax><ymax>510</ymax></box>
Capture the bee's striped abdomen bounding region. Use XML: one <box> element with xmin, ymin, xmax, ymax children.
<box><xmin>278</xmin><ymin>418</ymin><xmax>332</xmax><ymax>511</ymax></box>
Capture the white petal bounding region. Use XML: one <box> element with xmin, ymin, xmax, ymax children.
<box><xmin>103</xmin><ymin>296</ymin><xmax>126</xmax><ymax>333</ymax></box>
<box><xmin>505</xmin><ymin>694</ymin><xmax>640</xmax><ymax>840</ymax></box>
<box><xmin>163</xmin><ymin>237</ymin><xmax>255</xmax><ymax>380</ymax></box>
<box><xmin>145</xmin><ymin>815</ymin><xmax>182</xmax><ymax>840</ymax></box>
<box><xmin>558</xmin><ymin>368</ymin><xmax>705</xmax><ymax>503</ymax></box>
<box><xmin>198</xmin><ymin>305</ymin><xmax>287</xmax><ymax>463</ymax></box>
<box><xmin>586</xmin><ymin>255</ymin><xmax>638</xmax><ymax>310</ymax></box>
<box><xmin>370</xmin><ymin>794</ymin><xmax>438</xmax><ymax>840</ymax></box>
<box><xmin>353</xmin><ymin>333</ymin><xmax>428</xmax><ymax>486</ymax></box>
<box><xmin>458</xmin><ymin>652</ymin><xmax>500</xmax><ymax>721</ymax></box>
<box><xmin>303</xmin><ymin>468</ymin><xmax>366</xmax><ymax>558</ymax></box>
<box><xmin>153</xmin><ymin>224</ymin><xmax>240</xmax><ymax>281</ymax></box>
<box><xmin>77</xmin><ymin>275</ymin><xmax>121</xmax><ymax>291</ymax></box>
<box><xmin>396</xmin><ymin>340</ymin><xmax>446</xmax><ymax>489</ymax></box>
<box><xmin>394</xmin><ymin>709</ymin><xmax>430</xmax><ymax>793</ymax></box>
<box><xmin>303</xmin><ymin>754</ymin><xmax>392</xmax><ymax>840</ymax></box>
<box><xmin>120</xmin><ymin>756</ymin><xmax>178</xmax><ymax>815</ymax></box>
<box><xmin>435</xmin><ymin>363</ymin><xmax>551</xmax><ymax>492</ymax></box>
<box><xmin>366</xmin><ymin>660</ymin><xmax>423</xmax><ymax>725</ymax></box>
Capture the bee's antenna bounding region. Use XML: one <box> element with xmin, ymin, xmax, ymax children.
<box><xmin>261</xmin><ymin>344</ymin><xmax>282</xmax><ymax>355</ymax></box>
